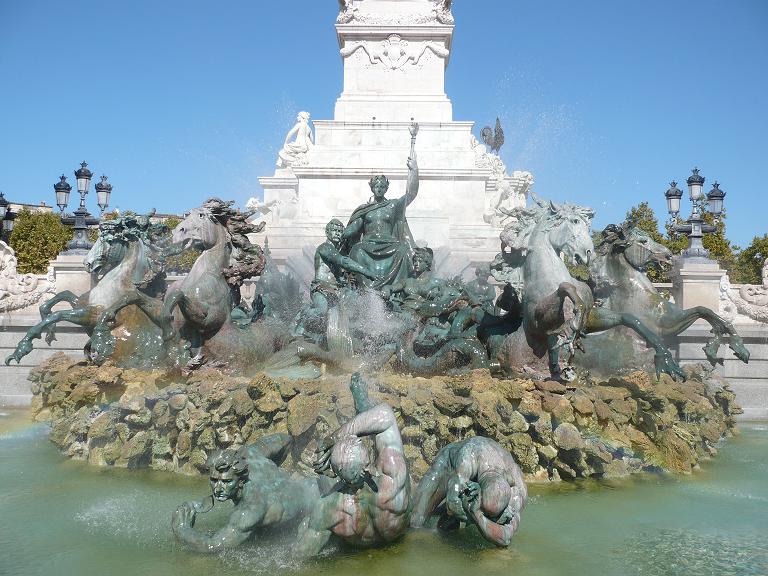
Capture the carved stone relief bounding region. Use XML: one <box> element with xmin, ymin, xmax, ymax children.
<box><xmin>340</xmin><ymin>35</ymin><xmax>449</xmax><ymax>71</ymax></box>
<box><xmin>0</xmin><ymin>241</ymin><xmax>56</xmax><ymax>313</ymax></box>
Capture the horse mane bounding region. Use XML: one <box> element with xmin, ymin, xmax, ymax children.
<box><xmin>499</xmin><ymin>194</ymin><xmax>595</xmax><ymax>259</ymax></box>
<box><xmin>492</xmin><ymin>195</ymin><xmax>595</xmax><ymax>296</ymax></box>
<box><xmin>93</xmin><ymin>211</ymin><xmax>169</xmax><ymax>292</ymax></box>
<box><xmin>201</xmin><ymin>197</ymin><xmax>267</xmax><ymax>286</ymax></box>
<box><xmin>594</xmin><ymin>223</ymin><xmax>629</xmax><ymax>257</ymax></box>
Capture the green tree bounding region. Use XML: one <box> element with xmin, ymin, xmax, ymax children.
<box><xmin>9</xmin><ymin>209</ymin><xmax>73</xmax><ymax>273</ymax></box>
<box><xmin>624</xmin><ymin>202</ymin><xmax>665</xmax><ymax>243</ymax></box>
<box><xmin>623</xmin><ymin>202</ymin><xmax>669</xmax><ymax>282</ymax></box>
<box><xmin>736</xmin><ymin>234</ymin><xmax>768</xmax><ymax>285</ymax></box>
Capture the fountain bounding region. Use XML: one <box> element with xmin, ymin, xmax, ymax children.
<box><xmin>7</xmin><ymin>120</ymin><xmax>746</xmax><ymax>551</ymax></box>
<box><xmin>0</xmin><ymin>0</ymin><xmax>761</xmax><ymax>571</ymax></box>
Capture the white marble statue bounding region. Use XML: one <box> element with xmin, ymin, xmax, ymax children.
<box><xmin>470</xmin><ymin>135</ymin><xmax>532</xmax><ymax>226</ymax></box>
<box><xmin>245</xmin><ymin>198</ymin><xmax>279</xmax><ymax>225</ymax></box>
<box><xmin>433</xmin><ymin>0</ymin><xmax>454</xmax><ymax>25</ymax></box>
<box><xmin>0</xmin><ymin>240</ymin><xmax>56</xmax><ymax>313</ymax></box>
<box><xmin>277</xmin><ymin>112</ymin><xmax>314</xmax><ymax>170</ymax></box>
<box><xmin>337</xmin><ymin>0</ymin><xmax>358</xmax><ymax>23</ymax></box>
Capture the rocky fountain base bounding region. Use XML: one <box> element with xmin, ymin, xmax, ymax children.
<box><xmin>30</xmin><ymin>353</ymin><xmax>740</xmax><ymax>482</ymax></box>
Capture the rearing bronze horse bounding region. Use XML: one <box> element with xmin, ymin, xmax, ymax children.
<box><xmin>588</xmin><ymin>223</ymin><xmax>749</xmax><ymax>366</ymax></box>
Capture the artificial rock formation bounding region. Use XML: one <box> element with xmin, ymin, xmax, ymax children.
<box><xmin>30</xmin><ymin>353</ymin><xmax>739</xmax><ymax>482</ymax></box>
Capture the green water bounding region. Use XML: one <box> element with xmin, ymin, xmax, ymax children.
<box><xmin>1</xmin><ymin>409</ymin><xmax>766</xmax><ymax>576</ymax></box>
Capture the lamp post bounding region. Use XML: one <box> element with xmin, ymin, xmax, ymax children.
<box><xmin>0</xmin><ymin>192</ymin><xmax>8</xmax><ymax>242</ymax></box>
<box><xmin>54</xmin><ymin>161</ymin><xmax>112</xmax><ymax>254</ymax></box>
<box><xmin>664</xmin><ymin>167</ymin><xmax>725</xmax><ymax>260</ymax></box>
<box><xmin>0</xmin><ymin>191</ymin><xmax>16</xmax><ymax>243</ymax></box>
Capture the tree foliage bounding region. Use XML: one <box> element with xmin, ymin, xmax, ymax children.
<box><xmin>9</xmin><ymin>209</ymin><xmax>73</xmax><ymax>273</ymax></box>
<box><xmin>736</xmin><ymin>234</ymin><xmax>768</xmax><ymax>285</ymax></box>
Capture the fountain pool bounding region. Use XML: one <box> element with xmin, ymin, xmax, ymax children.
<box><xmin>1</xmin><ymin>409</ymin><xmax>766</xmax><ymax>576</ymax></box>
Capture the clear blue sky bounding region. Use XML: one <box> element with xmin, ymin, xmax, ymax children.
<box><xmin>1</xmin><ymin>0</ymin><xmax>766</xmax><ymax>247</ymax></box>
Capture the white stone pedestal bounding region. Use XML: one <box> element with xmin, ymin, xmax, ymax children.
<box><xmin>252</xmin><ymin>0</ymin><xmax>532</xmax><ymax>280</ymax></box>
<box><xmin>50</xmin><ymin>254</ymin><xmax>92</xmax><ymax>297</ymax></box>
<box><xmin>671</xmin><ymin>257</ymin><xmax>725</xmax><ymax>311</ymax></box>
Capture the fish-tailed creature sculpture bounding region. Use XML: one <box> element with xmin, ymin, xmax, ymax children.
<box><xmin>491</xmin><ymin>195</ymin><xmax>686</xmax><ymax>381</ymax></box>
<box><xmin>5</xmin><ymin>212</ymin><xmax>170</xmax><ymax>367</ymax></box>
<box><xmin>589</xmin><ymin>224</ymin><xmax>749</xmax><ymax>366</ymax></box>
<box><xmin>93</xmin><ymin>198</ymin><xmax>317</xmax><ymax>378</ymax></box>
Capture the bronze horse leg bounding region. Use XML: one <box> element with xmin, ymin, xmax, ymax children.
<box><xmin>38</xmin><ymin>290</ymin><xmax>80</xmax><ymax>345</ymax></box>
<box><xmin>533</xmin><ymin>282</ymin><xmax>588</xmax><ymax>380</ymax></box>
<box><xmin>585</xmin><ymin>307</ymin><xmax>686</xmax><ymax>380</ymax></box>
<box><xmin>5</xmin><ymin>306</ymin><xmax>98</xmax><ymax>365</ymax></box>
<box><xmin>657</xmin><ymin>306</ymin><xmax>750</xmax><ymax>365</ymax></box>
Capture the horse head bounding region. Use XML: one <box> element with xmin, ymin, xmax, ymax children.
<box><xmin>85</xmin><ymin>212</ymin><xmax>169</xmax><ymax>288</ymax></box>
<box><xmin>172</xmin><ymin>205</ymin><xmax>223</xmax><ymax>251</ymax></box>
<box><xmin>502</xmin><ymin>195</ymin><xmax>594</xmax><ymax>267</ymax></box>
<box><xmin>173</xmin><ymin>198</ymin><xmax>266</xmax><ymax>285</ymax></box>
<box><xmin>544</xmin><ymin>200</ymin><xmax>595</xmax><ymax>267</ymax></box>
<box><xmin>84</xmin><ymin>220</ymin><xmax>126</xmax><ymax>278</ymax></box>
<box><xmin>596</xmin><ymin>224</ymin><xmax>671</xmax><ymax>272</ymax></box>
<box><xmin>499</xmin><ymin>196</ymin><xmax>595</xmax><ymax>266</ymax></box>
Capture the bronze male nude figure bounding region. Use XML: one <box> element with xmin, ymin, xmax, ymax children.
<box><xmin>294</xmin><ymin>373</ymin><xmax>410</xmax><ymax>556</ymax></box>
<box><xmin>411</xmin><ymin>436</ymin><xmax>527</xmax><ymax>547</ymax></box>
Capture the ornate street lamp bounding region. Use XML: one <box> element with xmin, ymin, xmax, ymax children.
<box><xmin>95</xmin><ymin>175</ymin><xmax>112</xmax><ymax>213</ymax></box>
<box><xmin>54</xmin><ymin>161</ymin><xmax>112</xmax><ymax>254</ymax></box>
<box><xmin>706</xmin><ymin>182</ymin><xmax>726</xmax><ymax>217</ymax></box>
<box><xmin>0</xmin><ymin>192</ymin><xmax>17</xmax><ymax>242</ymax></box>
<box><xmin>0</xmin><ymin>192</ymin><xmax>8</xmax><ymax>221</ymax></box>
<box><xmin>664</xmin><ymin>181</ymin><xmax>683</xmax><ymax>217</ymax></box>
<box><xmin>0</xmin><ymin>192</ymin><xmax>8</xmax><ymax>242</ymax></box>
<box><xmin>54</xmin><ymin>175</ymin><xmax>72</xmax><ymax>212</ymax></box>
<box><xmin>665</xmin><ymin>167</ymin><xmax>725</xmax><ymax>260</ymax></box>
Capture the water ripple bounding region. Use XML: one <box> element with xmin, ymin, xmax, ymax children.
<box><xmin>618</xmin><ymin>528</ymin><xmax>768</xmax><ymax>576</ymax></box>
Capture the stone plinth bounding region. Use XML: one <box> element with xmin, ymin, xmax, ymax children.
<box><xmin>671</xmin><ymin>257</ymin><xmax>725</xmax><ymax>311</ymax></box>
<box><xmin>335</xmin><ymin>0</ymin><xmax>453</xmax><ymax>123</ymax></box>
<box><xmin>50</xmin><ymin>253</ymin><xmax>93</xmax><ymax>296</ymax></box>
<box><xmin>669</xmin><ymin>258</ymin><xmax>767</xmax><ymax>420</ymax></box>
<box><xmin>0</xmin><ymin>254</ymin><xmax>92</xmax><ymax>405</ymax></box>
<box><xmin>0</xmin><ymin>311</ymin><xmax>88</xmax><ymax>406</ymax></box>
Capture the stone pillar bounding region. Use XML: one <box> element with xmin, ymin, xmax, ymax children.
<box><xmin>50</xmin><ymin>253</ymin><xmax>92</xmax><ymax>297</ymax></box>
<box><xmin>670</xmin><ymin>256</ymin><xmax>725</xmax><ymax>311</ymax></box>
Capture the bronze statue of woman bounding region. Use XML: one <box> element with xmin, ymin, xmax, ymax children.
<box><xmin>342</xmin><ymin>123</ymin><xmax>420</xmax><ymax>289</ymax></box>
